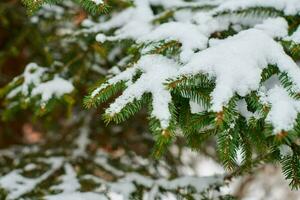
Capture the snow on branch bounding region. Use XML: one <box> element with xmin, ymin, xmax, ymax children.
<box><xmin>179</xmin><ymin>29</ymin><xmax>300</xmax><ymax>111</ymax></box>
<box><xmin>2</xmin><ymin>63</ymin><xmax>74</xmax><ymax>105</ymax></box>
<box><xmin>85</xmin><ymin>0</ymin><xmax>300</xmax><ymax>136</ymax></box>
<box><xmin>91</xmin><ymin>55</ymin><xmax>179</xmax><ymax>130</ymax></box>
<box><xmin>215</xmin><ymin>0</ymin><xmax>300</xmax><ymax>15</ymax></box>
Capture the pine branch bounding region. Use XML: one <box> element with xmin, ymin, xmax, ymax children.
<box><xmin>21</xmin><ymin>0</ymin><xmax>62</xmax><ymax>14</ymax></box>
<box><xmin>281</xmin><ymin>151</ymin><xmax>300</xmax><ymax>189</ymax></box>
<box><xmin>22</xmin><ymin>0</ymin><xmax>109</xmax><ymax>15</ymax></box>
<box><xmin>102</xmin><ymin>95</ymin><xmax>147</xmax><ymax>124</ymax></box>
<box><xmin>84</xmin><ymin>81</ymin><xmax>126</xmax><ymax>108</ymax></box>
<box><xmin>215</xmin><ymin>7</ymin><xmax>283</xmax><ymax>18</ymax></box>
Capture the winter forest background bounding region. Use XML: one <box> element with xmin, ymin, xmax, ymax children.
<box><xmin>2</xmin><ymin>0</ymin><xmax>300</xmax><ymax>199</ymax></box>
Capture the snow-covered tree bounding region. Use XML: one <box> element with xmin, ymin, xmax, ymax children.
<box><xmin>2</xmin><ymin>0</ymin><xmax>300</xmax><ymax>199</ymax></box>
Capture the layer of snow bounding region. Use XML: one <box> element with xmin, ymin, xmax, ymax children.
<box><xmin>105</xmin><ymin>55</ymin><xmax>180</xmax><ymax>129</ymax></box>
<box><xmin>263</xmin><ymin>86</ymin><xmax>300</xmax><ymax>133</ymax></box>
<box><xmin>51</xmin><ymin>163</ymin><xmax>80</xmax><ymax>193</ymax></box>
<box><xmin>31</xmin><ymin>76</ymin><xmax>74</xmax><ymax>102</ymax></box>
<box><xmin>46</xmin><ymin>192</ymin><xmax>107</xmax><ymax>200</ymax></box>
<box><xmin>190</xmin><ymin>100</ymin><xmax>206</xmax><ymax>114</ymax></box>
<box><xmin>216</xmin><ymin>0</ymin><xmax>300</xmax><ymax>15</ymax></box>
<box><xmin>139</xmin><ymin>22</ymin><xmax>208</xmax><ymax>62</ymax></box>
<box><xmin>91</xmin><ymin>0</ymin><xmax>103</xmax><ymax>5</ymax></box>
<box><xmin>6</xmin><ymin>63</ymin><xmax>74</xmax><ymax>103</ymax></box>
<box><xmin>179</xmin><ymin>29</ymin><xmax>300</xmax><ymax>112</ymax></box>
<box><xmin>254</xmin><ymin>17</ymin><xmax>288</xmax><ymax>38</ymax></box>
<box><xmin>194</xmin><ymin>12</ymin><xmax>229</xmax><ymax>36</ymax></box>
<box><xmin>178</xmin><ymin>148</ymin><xmax>225</xmax><ymax>176</ymax></box>
<box><xmin>95</xmin><ymin>0</ymin><xmax>154</xmax><ymax>41</ymax></box>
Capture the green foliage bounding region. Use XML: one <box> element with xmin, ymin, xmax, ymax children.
<box><xmin>21</xmin><ymin>0</ymin><xmax>62</xmax><ymax>14</ymax></box>
<box><xmin>74</xmin><ymin>0</ymin><xmax>109</xmax><ymax>15</ymax></box>
<box><xmin>215</xmin><ymin>7</ymin><xmax>284</xmax><ymax>18</ymax></box>
<box><xmin>168</xmin><ymin>74</ymin><xmax>215</xmax><ymax>109</ymax></box>
<box><xmin>281</xmin><ymin>151</ymin><xmax>300</xmax><ymax>189</ymax></box>
<box><xmin>102</xmin><ymin>94</ymin><xmax>147</xmax><ymax>124</ymax></box>
<box><xmin>84</xmin><ymin>81</ymin><xmax>126</xmax><ymax>108</ymax></box>
<box><xmin>21</xmin><ymin>0</ymin><xmax>109</xmax><ymax>15</ymax></box>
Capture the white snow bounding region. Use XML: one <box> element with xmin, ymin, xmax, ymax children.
<box><xmin>192</xmin><ymin>12</ymin><xmax>231</xmax><ymax>37</ymax></box>
<box><xmin>264</xmin><ymin>86</ymin><xmax>300</xmax><ymax>133</ymax></box>
<box><xmin>259</xmin><ymin>76</ymin><xmax>300</xmax><ymax>132</ymax></box>
<box><xmin>46</xmin><ymin>192</ymin><xmax>107</xmax><ymax>200</ymax></box>
<box><xmin>91</xmin><ymin>66</ymin><xmax>136</xmax><ymax>98</ymax></box>
<box><xmin>189</xmin><ymin>100</ymin><xmax>206</xmax><ymax>114</ymax></box>
<box><xmin>216</xmin><ymin>0</ymin><xmax>300</xmax><ymax>15</ymax></box>
<box><xmin>179</xmin><ymin>29</ymin><xmax>300</xmax><ymax>112</ymax></box>
<box><xmin>179</xmin><ymin>148</ymin><xmax>225</xmax><ymax>176</ymax></box>
<box><xmin>24</xmin><ymin>163</ymin><xmax>37</xmax><ymax>171</ymax></box>
<box><xmin>254</xmin><ymin>17</ymin><xmax>288</xmax><ymax>38</ymax></box>
<box><xmin>94</xmin><ymin>0</ymin><xmax>154</xmax><ymax>41</ymax></box>
<box><xmin>138</xmin><ymin>22</ymin><xmax>208</xmax><ymax>62</ymax></box>
<box><xmin>236</xmin><ymin>99</ymin><xmax>253</xmax><ymax>121</ymax></box>
<box><xmin>279</xmin><ymin>144</ymin><xmax>293</xmax><ymax>157</ymax></box>
<box><xmin>105</xmin><ymin>55</ymin><xmax>180</xmax><ymax>129</ymax></box>
<box><xmin>51</xmin><ymin>163</ymin><xmax>80</xmax><ymax>193</ymax></box>
<box><xmin>31</xmin><ymin>76</ymin><xmax>74</xmax><ymax>102</ymax></box>
<box><xmin>6</xmin><ymin>63</ymin><xmax>74</xmax><ymax>103</ymax></box>
<box><xmin>286</xmin><ymin>25</ymin><xmax>300</xmax><ymax>44</ymax></box>
<box><xmin>91</xmin><ymin>0</ymin><xmax>103</xmax><ymax>5</ymax></box>
<box><xmin>22</xmin><ymin>63</ymin><xmax>46</xmax><ymax>96</ymax></box>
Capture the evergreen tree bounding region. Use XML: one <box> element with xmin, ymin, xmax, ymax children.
<box><xmin>1</xmin><ymin>0</ymin><xmax>300</xmax><ymax>199</ymax></box>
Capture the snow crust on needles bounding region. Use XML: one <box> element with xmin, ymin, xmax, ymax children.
<box><xmin>264</xmin><ymin>86</ymin><xmax>300</xmax><ymax>133</ymax></box>
<box><xmin>32</xmin><ymin>76</ymin><xmax>74</xmax><ymax>102</ymax></box>
<box><xmin>254</xmin><ymin>17</ymin><xmax>288</xmax><ymax>38</ymax></box>
<box><xmin>180</xmin><ymin>29</ymin><xmax>300</xmax><ymax>113</ymax></box>
<box><xmin>101</xmin><ymin>29</ymin><xmax>300</xmax><ymax>132</ymax></box>
<box><xmin>8</xmin><ymin>63</ymin><xmax>74</xmax><ymax>102</ymax></box>
<box><xmin>105</xmin><ymin>55</ymin><xmax>179</xmax><ymax>129</ymax></box>
<box><xmin>95</xmin><ymin>0</ymin><xmax>153</xmax><ymax>41</ymax></box>
<box><xmin>138</xmin><ymin>22</ymin><xmax>208</xmax><ymax>62</ymax></box>
<box><xmin>93</xmin><ymin>4</ymin><xmax>227</xmax><ymax>63</ymax></box>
